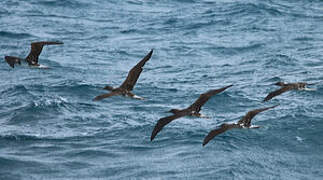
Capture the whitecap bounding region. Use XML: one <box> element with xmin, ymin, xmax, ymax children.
<box><xmin>296</xmin><ymin>136</ymin><xmax>304</xmax><ymax>142</ymax></box>
<box><xmin>33</xmin><ymin>96</ymin><xmax>68</xmax><ymax>107</ymax></box>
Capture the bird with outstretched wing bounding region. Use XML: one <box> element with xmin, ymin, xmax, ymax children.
<box><xmin>150</xmin><ymin>85</ymin><xmax>233</xmax><ymax>141</ymax></box>
<box><xmin>93</xmin><ymin>49</ymin><xmax>153</xmax><ymax>101</ymax></box>
<box><xmin>203</xmin><ymin>105</ymin><xmax>278</xmax><ymax>146</ymax></box>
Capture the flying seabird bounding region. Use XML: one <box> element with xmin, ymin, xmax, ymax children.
<box><xmin>150</xmin><ymin>85</ymin><xmax>233</xmax><ymax>141</ymax></box>
<box><xmin>93</xmin><ymin>49</ymin><xmax>153</xmax><ymax>101</ymax></box>
<box><xmin>263</xmin><ymin>82</ymin><xmax>312</xmax><ymax>101</ymax></box>
<box><xmin>4</xmin><ymin>41</ymin><xmax>63</xmax><ymax>68</ymax></box>
<box><xmin>202</xmin><ymin>105</ymin><xmax>278</xmax><ymax>146</ymax></box>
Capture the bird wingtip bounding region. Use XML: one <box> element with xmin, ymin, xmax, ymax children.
<box><xmin>202</xmin><ymin>138</ymin><xmax>209</xmax><ymax>146</ymax></box>
<box><xmin>150</xmin><ymin>124</ymin><xmax>162</xmax><ymax>141</ymax></box>
<box><xmin>148</xmin><ymin>49</ymin><xmax>154</xmax><ymax>55</ymax></box>
<box><xmin>150</xmin><ymin>133</ymin><xmax>156</xmax><ymax>141</ymax></box>
<box><xmin>150</xmin><ymin>129</ymin><xmax>158</xmax><ymax>141</ymax></box>
<box><xmin>272</xmin><ymin>104</ymin><xmax>279</xmax><ymax>108</ymax></box>
<box><xmin>93</xmin><ymin>97</ymin><xmax>100</xmax><ymax>101</ymax></box>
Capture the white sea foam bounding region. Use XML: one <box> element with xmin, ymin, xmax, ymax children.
<box><xmin>296</xmin><ymin>136</ymin><xmax>304</xmax><ymax>142</ymax></box>
<box><xmin>30</xmin><ymin>64</ymin><xmax>50</xmax><ymax>69</ymax></box>
<box><xmin>33</xmin><ymin>96</ymin><xmax>68</xmax><ymax>107</ymax></box>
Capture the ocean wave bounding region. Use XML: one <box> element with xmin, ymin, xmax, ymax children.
<box><xmin>0</xmin><ymin>85</ymin><xmax>37</xmax><ymax>101</ymax></box>
<box><xmin>216</xmin><ymin>43</ymin><xmax>265</xmax><ymax>55</ymax></box>
<box><xmin>0</xmin><ymin>129</ymin><xmax>94</xmax><ymax>141</ymax></box>
<box><xmin>0</xmin><ymin>31</ymin><xmax>33</xmax><ymax>39</ymax></box>
<box><xmin>0</xmin><ymin>0</ymin><xmax>322</xmax><ymax>179</ymax></box>
<box><xmin>36</xmin><ymin>0</ymin><xmax>90</xmax><ymax>8</ymax></box>
<box><xmin>49</xmin><ymin>80</ymin><xmax>99</xmax><ymax>98</ymax></box>
<box><xmin>263</xmin><ymin>54</ymin><xmax>299</xmax><ymax>68</ymax></box>
<box><xmin>32</xmin><ymin>95</ymin><xmax>68</xmax><ymax>108</ymax></box>
<box><xmin>207</xmin><ymin>2</ymin><xmax>278</xmax><ymax>18</ymax></box>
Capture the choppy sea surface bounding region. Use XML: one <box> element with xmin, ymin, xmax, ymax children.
<box><xmin>0</xmin><ymin>0</ymin><xmax>323</xmax><ymax>179</ymax></box>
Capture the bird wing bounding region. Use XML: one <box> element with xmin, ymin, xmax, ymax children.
<box><xmin>238</xmin><ymin>105</ymin><xmax>278</xmax><ymax>126</ymax></box>
<box><xmin>189</xmin><ymin>85</ymin><xmax>233</xmax><ymax>112</ymax></box>
<box><xmin>263</xmin><ymin>86</ymin><xmax>293</xmax><ymax>101</ymax></box>
<box><xmin>150</xmin><ymin>112</ymin><xmax>187</xmax><ymax>141</ymax></box>
<box><xmin>120</xmin><ymin>49</ymin><xmax>153</xmax><ymax>91</ymax></box>
<box><xmin>202</xmin><ymin>123</ymin><xmax>237</xmax><ymax>146</ymax></box>
<box><xmin>4</xmin><ymin>56</ymin><xmax>22</xmax><ymax>68</ymax></box>
<box><xmin>26</xmin><ymin>41</ymin><xmax>64</xmax><ymax>65</ymax></box>
<box><xmin>93</xmin><ymin>91</ymin><xmax>120</xmax><ymax>101</ymax></box>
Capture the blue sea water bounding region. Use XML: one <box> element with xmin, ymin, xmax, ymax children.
<box><xmin>0</xmin><ymin>0</ymin><xmax>323</xmax><ymax>179</ymax></box>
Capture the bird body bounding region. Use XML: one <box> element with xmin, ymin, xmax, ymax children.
<box><xmin>93</xmin><ymin>49</ymin><xmax>153</xmax><ymax>101</ymax></box>
<box><xmin>264</xmin><ymin>82</ymin><xmax>310</xmax><ymax>101</ymax></box>
<box><xmin>274</xmin><ymin>81</ymin><xmax>307</xmax><ymax>89</ymax></box>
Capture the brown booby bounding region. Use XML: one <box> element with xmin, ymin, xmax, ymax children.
<box><xmin>93</xmin><ymin>49</ymin><xmax>153</xmax><ymax>101</ymax></box>
<box><xmin>203</xmin><ymin>105</ymin><xmax>278</xmax><ymax>146</ymax></box>
<box><xmin>150</xmin><ymin>85</ymin><xmax>233</xmax><ymax>141</ymax></box>
<box><xmin>4</xmin><ymin>41</ymin><xmax>63</xmax><ymax>68</ymax></box>
<box><xmin>263</xmin><ymin>82</ymin><xmax>312</xmax><ymax>101</ymax></box>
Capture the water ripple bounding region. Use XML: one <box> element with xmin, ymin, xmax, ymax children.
<box><xmin>0</xmin><ymin>0</ymin><xmax>323</xmax><ymax>179</ymax></box>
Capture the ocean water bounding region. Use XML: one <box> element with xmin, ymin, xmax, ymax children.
<box><xmin>0</xmin><ymin>0</ymin><xmax>323</xmax><ymax>179</ymax></box>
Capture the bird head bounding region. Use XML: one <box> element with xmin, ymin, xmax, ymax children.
<box><xmin>274</xmin><ymin>82</ymin><xmax>285</xmax><ymax>86</ymax></box>
<box><xmin>103</xmin><ymin>85</ymin><xmax>114</xmax><ymax>91</ymax></box>
<box><xmin>169</xmin><ymin>109</ymin><xmax>180</xmax><ymax>114</ymax></box>
<box><xmin>220</xmin><ymin>123</ymin><xmax>228</xmax><ymax>128</ymax></box>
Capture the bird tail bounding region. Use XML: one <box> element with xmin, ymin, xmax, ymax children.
<box><xmin>5</xmin><ymin>56</ymin><xmax>22</xmax><ymax>68</ymax></box>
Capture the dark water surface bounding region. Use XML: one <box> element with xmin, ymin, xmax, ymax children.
<box><xmin>0</xmin><ymin>0</ymin><xmax>323</xmax><ymax>179</ymax></box>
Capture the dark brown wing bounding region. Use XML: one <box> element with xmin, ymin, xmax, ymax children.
<box><xmin>263</xmin><ymin>86</ymin><xmax>293</xmax><ymax>101</ymax></box>
<box><xmin>93</xmin><ymin>91</ymin><xmax>120</xmax><ymax>101</ymax></box>
<box><xmin>203</xmin><ymin>123</ymin><xmax>238</xmax><ymax>146</ymax></box>
<box><xmin>237</xmin><ymin>105</ymin><xmax>278</xmax><ymax>126</ymax></box>
<box><xmin>26</xmin><ymin>41</ymin><xmax>63</xmax><ymax>65</ymax></box>
<box><xmin>120</xmin><ymin>49</ymin><xmax>153</xmax><ymax>91</ymax></box>
<box><xmin>4</xmin><ymin>56</ymin><xmax>22</xmax><ymax>68</ymax></box>
<box><xmin>150</xmin><ymin>112</ymin><xmax>188</xmax><ymax>141</ymax></box>
<box><xmin>189</xmin><ymin>85</ymin><xmax>233</xmax><ymax>112</ymax></box>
